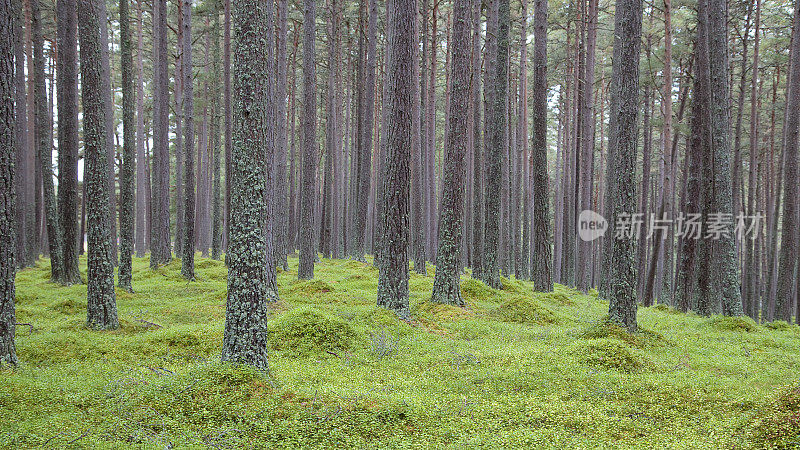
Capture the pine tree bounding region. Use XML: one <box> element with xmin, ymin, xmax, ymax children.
<box><xmin>57</xmin><ymin>0</ymin><xmax>82</xmax><ymax>285</ymax></box>
<box><xmin>0</xmin><ymin>0</ymin><xmax>18</xmax><ymax>367</ymax></box>
<box><xmin>606</xmin><ymin>0</ymin><xmax>643</xmax><ymax>332</ymax></box>
<box><xmin>181</xmin><ymin>0</ymin><xmax>196</xmax><ymax>280</ymax></box>
<box><xmin>211</xmin><ymin>10</ymin><xmax>223</xmax><ymax>261</ymax></box>
<box><xmin>298</xmin><ymin>0</ymin><xmax>317</xmax><ymax>279</ymax></box>
<box><xmin>118</xmin><ymin>0</ymin><xmax>136</xmax><ymax>291</ymax></box>
<box><xmin>221</xmin><ymin>0</ymin><xmax>277</xmax><ymax>370</ymax></box>
<box><xmin>79</xmin><ymin>0</ymin><xmax>119</xmax><ymax>330</ymax></box>
<box><xmin>431</xmin><ymin>0</ymin><xmax>470</xmax><ymax>307</ymax></box>
<box><xmin>377</xmin><ymin>0</ymin><xmax>415</xmax><ymax>319</ymax></box>
<box><xmin>151</xmin><ymin>0</ymin><xmax>171</xmax><ymax>267</ymax></box>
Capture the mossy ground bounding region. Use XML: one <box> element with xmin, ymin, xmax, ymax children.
<box><xmin>2</xmin><ymin>255</ymin><xmax>800</xmax><ymax>448</ymax></box>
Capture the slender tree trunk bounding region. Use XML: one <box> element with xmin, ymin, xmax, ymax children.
<box><xmin>470</xmin><ymin>0</ymin><xmax>483</xmax><ymax>279</ymax></box>
<box><xmin>79</xmin><ymin>0</ymin><xmax>119</xmax><ymax>330</ymax></box>
<box><xmin>175</xmin><ymin>1</ymin><xmax>184</xmax><ymax>256</ymax></box>
<box><xmin>211</xmin><ymin>12</ymin><xmax>223</xmax><ymax>261</ymax></box>
<box><xmin>223</xmin><ymin>0</ymin><xmax>231</xmax><ymax>256</ymax></box>
<box><xmin>274</xmin><ymin>0</ymin><xmax>289</xmax><ymax>268</ymax></box>
<box><xmin>774</xmin><ymin>0</ymin><xmax>800</xmax><ymax>322</ymax></box>
<box><xmin>32</xmin><ymin>0</ymin><xmax>65</xmax><ymax>283</ymax></box>
<box><xmin>96</xmin><ymin>0</ymin><xmax>117</xmax><ymax>264</ymax></box>
<box><xmin>13</xmin><ymin>0</ymin><xmax>28</xmax><ymax>268</ymax></box>
<box><xmin>577</xmin><ymin>0</ymin><xmax>597</xmax><ymax>292</ymax></box>
<box><xmin>118</xmin><ymin>0</ymin><xmax>136</xmax><ymax>291</ymax></box>
<box><xmin>431</xmin><ymin>0</ymin><xmax>470</xmax><ymax>306</ymax></box>
<box><xmin>298</xmin><ymin>0</ymin><xmax>317</xmax><ymax>279</ymax></box>
<box><xmin>180</xmin><ymin>0</ymin><xmax>196</xmax><ymax>280</ymax></box>
<box><xmin>744</xmin><ymin>0</ymin><xmax>761</xmax><ymax>318</ymax></box>
<box><xmin>151</xmin><ymin>0</ymin><xmax>171</xmax><ymax>267</ymax></box>
<box><xmin>134</xmin><ymin>0</ymin><xmax>146</xmax><ymax>257</ymax></box>
<box><xmin>411</xmin><ymin>0</ymin><xmax>426</xmax><ymax>274</ymax></box>
<box><xmin>0</xmin><ymin>0</ymin><xmax>18</xmax><ymax>367</ymax></box>
<box><xmin>288</xmin><ymin>25</ymin><xmax>299</xmax><ymax>254</ymax></box>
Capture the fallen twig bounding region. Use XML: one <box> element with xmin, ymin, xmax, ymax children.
<box><xmin>15</xmin><ymin>322</ymin><xmax>33</xmax><ymax>336</ymax></box>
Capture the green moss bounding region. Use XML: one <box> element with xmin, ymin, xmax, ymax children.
<box><xmin>579</xmin><ymin>316</ymin><xmax>666</xmax><ymax>348</ymax></box>
<box><xmin>52</xmin><ymin>297</ymin><xmax>83</xmax><ymax>315</ymax></box>
<box><xmin>491</xmin><ymin>297</ymin><xmax>557</xmax><ymax>325</ymax></box>
<box><xmin>764</xmin><ymin>320</ymin><xmax>794</xmax><ymax>331</ymax></box>
<box><xmin>743</xmin><ymin>384</ymin><xmax>800</xmax><ymax>449</ymax></box>
<box><xmin>500</xmin><ymin>277</ymin><xmax>523</xmax><ymax>293</ymax></box>
<box><xmin>461</xmin><ymin>278</ymin><xmax>496</xmax><ymax>301</ymax></box>
<box><xmin>413</xmin><ymin>301</ymin><xmax>473</xmax><ymax>322</ymax></box>
<box><xmin>287</xmin><ymin>279</ymin><xmax>335</xmax><ymax>296</ymax></box>
<box><xmin>270</xmin><ymin>307</ymin><xmax>358</xmax><ymax>355</ymax></box>
<box><xmin>575</xmin><ymin>338</ymin><xmax>652</xmax><ymax>373</ymax></box>
<box><xmin>533</xmin><ymin>290</ymin><xmax>574</xmax><ymax>306</ymax></box>
<box><xmin>706</xmin><ymin>315</ymin><xmax>759</xmax><ymax>332</ymax></box>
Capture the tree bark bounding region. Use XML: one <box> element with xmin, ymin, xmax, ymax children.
<box><xmin>180</xmin><ymin>0</ymin><xmax>196</xmax><ymax>280</ymax></box>
<box><xmin>118</xmin><ymin>0</ymin><xmax>136</xmax><ymax>291</ymax></box>
<box><xmin>298</xmin><ymin>0</ymin><xmax>317</xmax><ymax>279</ymax></box>
<box><xmin>273</xmin><ymin>0</ymin><xmax>289</xmax><ymax>268</ymax></box>
<box><xmin>134</xmin><ymin>0</ymin><xmax>146</xmax><ymax>257</ymax></box>
<box><xmin>151</xmin><ymin>0</ymin><xmax>171</xmax><ymax>267</ymax></box>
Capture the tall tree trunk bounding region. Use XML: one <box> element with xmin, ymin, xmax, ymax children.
<box><xmin>411</xmin><ymin>0</ymin><xmax>427</xmax><ymax>275</ymax></box>
<box><xmin>32</xmin><ymin>0</ymin><xmax>65</xmax><ymax>283</ymax></box>
<box><xmin>531</xmin><ymin>0</ymin><xmax>552</xmax><ymax>291</ymax></box>
<box><xmin>211</xmin><ymin>12</ymin><xmax>223</xmax><ymax>261</ymax></box>
<box><xmin>134</xmin><ymin>0</ymin><xmax>146</xmax><ymax>257</ymax></box>
<box><xmin>79</xmin><ymin>0</ymin><xmax>120</xmax><ymax>330</ymax></box>
<box><xmin>298</xmin><ymin>0</ymin><xmax>317</xmax><ymax>279</ymax></box>
<box><xmin>0</xmin><ymin>0</ymin><xmax>18</xmax><ymax>367</ymax></box>
<box><xmin>377</xmin><ymin>0</ymin><xmax>414</xmax><ymax>319</ymax></box>
<box><xmin>659</xmin><ymin>0</ymin><xmax>675</xmax><ymax>305</ymax></box>
<box><xmin>287</xmin><ymin>25</ymin><xmax>299</xmax><ymax>254</ymax></box>
<box><xmin>744</xmin><ymin>0</ymin><xmax>761</xmax><ymax>319</ymax></box>
<box><xmin>13</xmin><ymin>0</ymin><xmax>29</xmax><ymax>268</ymax></box>
<box><xmin>97</xmin><ymin>0</ymin><xmax>117</xmax><ymax>263</ymax></box>
<box><xmin>606</xmin><ymin>0</ymin><xmax>643</xmax><ymax>332</ymax></box>
<box><xmin>180</xmin><ymin>0</ymin><xmax>196</xmax><ymax>280</ymax></box>
<box><xmin>221</xmin><ymin>0</ymin><xmax>277</xmax><ymax>371</ymax></box>
<box><xmin>175</xmin><ymin>1</ymin><xmax>184</xmax><ymax>257</ymax></box>
<box><xmin>151</xmin><ymin>0</ymin><xmax>171</xmax><ymax>267</ymax></box>
<box><xmin>518</xmin><ymin>0</ymin><xmax>530</xmax><ymax>280</ymax></box>
<box><xmin>773</xmin><ymin>0</ymin><xmax>800</xmax><ymax>322</ymax></box>
<box><xmin>274</xmin><ymin>0</ymin><xmax>289</xmax><ymax>268</ymax></box>
<box><xmin>118</xmin><ymin>0</ymin><xmax>136</xmax><ymax>291</ymax></box>
<box><xmin>707</xmin><ymin>0</ymin><xmax>743</xmax><ymax>316</ymax></box>
<box><xmin>223</xmin><ymin>0</ymin><xmax>231</xmax><ymax>255</ymax></box>
<box><xmin>431</xmin><ymin>0</ymin><xmax>470</xmax><ymax>306</ymax></box>
<box><xmin>470</xmin><ymin>0</ymin><xmax>483</xmax><ymax>279</ymax></box>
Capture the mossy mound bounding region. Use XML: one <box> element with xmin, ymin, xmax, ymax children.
<box><xmin>706</xmin><ymin>315</ymin><xmax>758</xmax><ymax>333</ymax></box>
<box><xmin>491</xmin><ymin>297</ymin><xmax>557</xmax><ymax>325</ymax></box>
<box><xmin>270</xmin><ymin>307</ymin><xmax>358</xmax><ymax>355</ymax></box>
<box><xmin>742</xmin><ymin>384</ymin><xmax>800</xmax><ymax>449</ymax></box>
<box><xmin>575</xmin><ymin>338</ymin><xmax>652</xmax><ymax>373</ymax></box>
<box><xmin>287</xmin><ymin>279</ymin><xmax>335</xmax><ymax>296</ymax></box>
<box><xmin>764</xmin><ymin>320</ymin><xmax>795</xmax><ymax>331</ymax></box>
<box><xmin>52</xmin><ymin>297</ymin><xmax>83</xmax><ymax>315</ymax></box>
<box><xmin>579</xmin><ymin>317</ymin><xmax>666</xmax><ymax>349</ymax></box>
<box><xmin>461</xmin><ymin>278</ymin><xmax>496</xmax><ymax>301</ymax></box>
<box><xmin>534</xmin><ymin>290</ymin><xmax>574</xmax><ymax>306</ymax></box>
<box><xmin>413</xmin><ymin>301</ymin><xmax>472</xmax><ymax>322</ymax></box>
<box><xmin>500</xmin><ymin>277</ymin><xmax>523</xmax><ymax>293</ymax></box>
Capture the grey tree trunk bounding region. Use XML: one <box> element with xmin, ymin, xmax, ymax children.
<box><xmin>32</xmin><ymin>0</ymin><xmax>65</xmax><ymax>284</ymax></box>
<box><xmin>431</xmin><ymin>0</ymin><xmax>470</xmax><ymax>307</ymax></box>
<box><xmin>57</xmin><ymin>0</ymin><xmax>81</xmax><ymax>285</ymax></box>
<box><xmin>221</xmin><ymin>0</ymin><xmax>277</xmax><ymax>371</ymax></box>
<box><xmin>606</xmin><ymin>0</ymin><xmax>643</xmax><ymax>332</ymax></box>
<box><xmin>13</xmin><ymin>0</ymin><xmax>29</xmax><ymax>269</ymax></box>
<box><xmin>743</xmin><ymin>0</ymin><xmax>761</xmax><ymax>319</ymax></box>
<box><xmin>134</xmin><ymin>0</ymin><xmax>146</xmax><ymax>257</ymax></box>
<box><xmin>411</xmin><ymin>0</ymin><xmax>426</xmax><ymax>275</ymax></box>
<box><xmin>0</xmin><ymin>0</ymin><xmax>18</xmax><ymax>367</ymax></box>
<box><xmin>298</xmin><ymin>0</ymin><xmax>317</xmax><ymax>279</ymax></box>
<box><xmin>577</xmin><ymin>0</ymin><xmax>597</xmax><ymax>292</ymax></box>
<box><xmin>118</xmin><ymin>0</ymin><xmax>136</xmax><ymax>291</ymax></box>
<box><xmin>773</xmin><ymin>0</ymin><xmax>800</xmax><ymax>322</ymax></box>
<box><xmin>274</xmin><ymin>0</ymin><xmax>289</xmax><ymax>269</ymax></box>
<box><xmin>531</xmin><ymin>0</ymin><xmax>552</xmax><ymax>292</ymax></box>
<box><xmin>211</xmin><ymin>12</ymin><xmax>223</xmax><ymax>261</ymax></box>
<box><xmin>79</xmin><ymin>0</ymin><xmax>119</xmax><ymax>330</ymax></box>
<box><xmin>480</xmin><ymin>0</ymin><xmax>509</xmax><ymax>290</ymax></box>
<box><xmin>377</xmin><ymin>0</ymin><xmax>414</xmax><ymax>320</ymax></box>
<box><xmin>151</xmin><ymin>0</ymin><xmax>171</xmax><ymax>267</ymax></box>
<box><xmin>223</xmin><ymin>0</ymin><xmax>231</xmax><ymax>256</ymax></box>
<box><xmin>470</xmin><ymin>0</ymin><xmax>483</xmax><ymax>279</ymax></box>
<box><xmin>181</xmin><ymin>0</ymin><xmax>196</xmax><ymax>280</ymax></box>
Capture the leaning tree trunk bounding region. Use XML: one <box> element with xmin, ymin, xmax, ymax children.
<box><xmin>431</xmin><ymin>0</ymin><xmax>470</xmax><ymax>307</ymax></box>
<box><xmin>377</xmin><ymin>0</ymin><xmax>415</xmax><ymax>319</ymax></box>
<box><xmin>57</xmin><ymin>0</ymin><xmax>81</xmax><ymax>285</ymax></box>
<box><xmin>0</xmin><ymin>0</ymin><xmax>18</xmax><ymax>367</ymax></box>
<box><xmin>32</xmin><ymin>0</ymin><xmax>65</xmax><ymax>284</ymax></box>
<box><xmin>79</xmin><ymin>0</ymin><xmax>120</xmax><ymax>330</ymax></box>
<box><xmin>221</xmin><ymin>0</ymin><xmax>277</xmax><ymax>371</ymax></box>
<box><xmin>606</xmin><ymin>0</ymin><xmax>643</xmax><ymax>333</ymax></box>
<box><xmin>118</xmin><ymin>0</ymin><xmax>136</xmax><ymax>291</ymax></box>
<box><xmin>298</xmin><ymin>0</ymin><xmax>317</xmax><ymax>279</ymax></box>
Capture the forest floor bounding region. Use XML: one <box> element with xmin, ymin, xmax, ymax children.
<box><xmin>1</xmin><ymin>255</ymin><xmax>799</xmax><ymax>449</ymax></box>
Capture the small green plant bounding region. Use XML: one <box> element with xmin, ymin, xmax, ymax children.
<box><xmin>270</xmin><ymin>307</ymin><xmax>358</xmax><ymax>355</ymax></box>
<box><xmin>491</xmin><ymin>297</ymin><xmax>557</xmax><ymax>325</ymax></box>
<box><xmin>575</xmin><ymin>338</ymin><xmax>652</xmax><ymax>373</ymax></box>
<box><xmin>461</xmin><ymin>278</ymin><xmax>496</xmax><ymax>301</ymax></box>
<box><xmin>764</xmin><ymin>320</ymin><xmax>794</xmax><ymax>331</ymax></box>
<box><xmin>706</xmin><ymin>315</ymin><xmax>758</xmax><ymax>332</ymax></box>
<box><xmin>743</xmin><ymin>384</ymin><xmax>800</xmax><ymax>449</ymax></box>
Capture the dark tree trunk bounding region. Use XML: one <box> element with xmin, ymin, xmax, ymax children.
<box><xmin>298</xmin><ymin>0</ymin><xmax>317</xmax><ymax>279</ymax></box>
<box><xmin>707</xmin><ymin>0</ymin><xmax>743</xmax><ymax>316</ymax></box>
<box><xmin>221</xmin><ymin>0</ymin><xmax>277</xmax><ymax>371</ymax></box>
<box><xmin>411</xmin><ymin>0</ymin><xmax>426</xmax><ymax>275</ymax></box>
<box><xmin>377</xmin><ymin>0</ymin><xmax>414</xmax><ymax>319</ymax></box>
<box><xmin>431</xmin><ymin>0</ymin><xmax>470</xmax><ymax>306</ymax></box>
<box><xmin>181</xmin><ymin>0</ymin><xmax>196</xmax><ymax>280</ymax></box>
<box><xmin>518</xmin><ymin>0</ymin><xmax>530</xmax><ymax>280</ymax></box>
<box><xmin>211</xmin><ymin>12</ymin><xmax>223</xmax><ymax>261</ymax></box>
<box><xmin>57</xmin><ymin>0</ymin><xmax>81</xmax><ymax>284</ymax></box>
<box><xmin>531</xmin><ymin>0</ymin><xmax>552</xmax><ymax>292</ymax></box>
<box><xmin>118</xmin><ymin>0</ymin><xmax>136</xmax><ymax>291</ymax></box>
<box><xmin>151</xmin><ymin>0</ymin><xmax>171</xmax><ymax>267</ymax></box>
<box><xmin>470</xmin><ymin>0</ymin><xmax>483</xmax><ymax>279</ymax></box>
<box><xmin>606</xmin><ymin>0</ymin><xmax>643</xmax><ymax>332</ymax></box>
<box><xmin>273</xmin><ymin>0</ymin><xmax>289</xmax><ymax>269</ymax></box>
<box><xmin>774</xmin><ymin>0</ymin><xmax>800</xmax><ymax>322</ymax></box>
<box><xmin>480</xmin><ymin>0</ymin><xmax>509</xmax><ymax>290</ymax></box>
<box><xmin>134</xmin><ymin>0</ymin><xmax>146</xmax><ymax>257</ymax></box>
<box><xmin>223</xmin><ymin>0</ymin><xmax>231</xmax><ymax>256</ymax></box>
<box><xmin>288</xmin><ymin>25</ymin><xmax>299</xmax><ymax>254</ymax></box>
<box><xmin>743</xmin><ymin>0</ymin><xmax>761</xmax><ymax>319</ymax></box>
<box><xmin>577</xmin><ymin>0</ymin><xmax>597</xmax><ymax>292</ymax></box>
<box><xmin>32</xmin><ymin>0</ymin><xmax>65</xmax><ymax>283</ymax></box>
<box><xmin>174</xmin><ymin>1</ymin><xmax>184</xmax><ymax>257</ymax></box>
<box><xmin>13</xmin><ymin>0</ymin><xmax>29</xmax><ymax>269</ymax></box>
<box><xmin>79</xmin><ymin>0</ymin><xmax>120</xmax><ymax>330</ymax></box>
<box><xmin>0</xmin><ymin>0</ymin><xmax>18</xmax><ymax>367</ymax></box>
